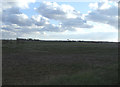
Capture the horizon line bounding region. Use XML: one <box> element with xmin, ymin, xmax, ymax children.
<box><xmin>1</xmin><ymin>38</ymin><xmax>118</xmax><ymax>43</ymax></box>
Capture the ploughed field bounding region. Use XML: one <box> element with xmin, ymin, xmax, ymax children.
<box><xmin>2</xmin><ymin>40</ymin><xmax>118</xmax><ymax>85</ymax></box>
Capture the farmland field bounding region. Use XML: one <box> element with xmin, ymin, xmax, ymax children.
<box><xmin>2</xmin><ymin>40</ymin><xmax>118</xmax><ymax>85</ymax></box>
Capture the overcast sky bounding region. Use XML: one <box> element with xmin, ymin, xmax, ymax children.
<box><xmin>1</xmin><ymin>0</ymin><xmax>119</xmax><ymax>42</ymax></box>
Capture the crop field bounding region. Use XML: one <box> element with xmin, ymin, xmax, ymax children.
<box><xmin>2</xmin><ymin>40</ymin><xmax>118</xmax><ymax>85</ymax></box>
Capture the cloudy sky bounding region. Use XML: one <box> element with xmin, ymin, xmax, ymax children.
<box><xmin>1</xmin><ymin>0</ymin><xmax>119</xmax><ymax>42</ymax></box>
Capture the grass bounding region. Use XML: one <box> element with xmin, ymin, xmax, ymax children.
<box><xmin>40</xmin><ymin>65</ymin><xmax>118</xmax><ymax>85</ymax></box>
<box><xmin>2</xmin><ymin>40</ymin><xmax>118</xmax><ymax>85</ymax></box>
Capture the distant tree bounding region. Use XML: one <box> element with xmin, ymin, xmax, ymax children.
<box><xmin>67</xmin><ymin>39</ymin><xmax>70</xmax><ymax>41</ymax></box>
<box><xmin>28</xmin><ymin>38</ymin><xmax>32</xmax><ymax>41</ymax></box>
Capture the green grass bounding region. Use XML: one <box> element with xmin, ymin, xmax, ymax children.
<box><xmin>2</xmin><ymin>40</ymin><xmax>118</xmax><ymax>85</ymax></box>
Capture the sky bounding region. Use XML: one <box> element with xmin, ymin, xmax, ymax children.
<box><xmin>1</xmin><ymin>0</ymin><xmax>119</xmax><ymax>42</ymax></box>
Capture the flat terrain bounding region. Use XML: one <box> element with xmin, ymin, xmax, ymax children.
<box><xmin>2</xmin><ymin>40</ymin><xmax>118</xmax><ymax>85</ymax></box>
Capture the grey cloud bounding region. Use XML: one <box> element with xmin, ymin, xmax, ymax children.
<box><xmin>2</xmin><ymin>14</ymin><xmax>33</xmax><ymax>26</ymax></box>
<box><xmin>3</xmin><ymin>7</ymin><xmax>21</xmax><ymax>14</ymax></box>
<box><xmin>2</xmin><ymin>7</ymin><xmax>33</xmax><ymax>26</ymax></box>
<box><xmin>2</xmin><ymin>31</ymin><xmax>17</xmax><ymax>39</ymax></box>
<box><xmin>40</xmin><ymin>24</ymin><xmax>62</xmax><ymax>32</ymax></box>
<box><xmin>37</xmin><ymin>4</ymin><xmax>65</xmax><ymax>20</ymax></box>
<box><xmin>2</xmin><ymin>1</ymin><xmax>93</xmax><ymax>34</ymax></box>
<box><xmin>31</xmin><ymin>15</ymin><xmax>49</xmax><ymax>26</ymax></box>
<box><xmin>2</xmin><ymin>25</ymin><xmax>39</xmax><ymax>38</ymax></box>
<box><xmin>2</xmin><ymin>7</ymin><xmax>48</xmax><ymax>26</ymax></box>
<box><xmin>62</xmin><ymin>17</ymin><xmax>93</xmax><ymax>28</ymax></box>
<box><xmin>36</xmin><ymin>2</ymin><xmax>92</xmax><ymax>29</ymax></box>
<box><xmin>86</xmin><ymin>2</ymin><xmax>118</xmax><ymax>28</ymax></box>
<box><xmin>98</xmin><ymin>6</ymin><xmax>117</xmax><ymax>16</ymax></box>
<box><xmin>36</xmin><ymin>2</ymin><xmax>80</xmax><ymax>20</ymax></box>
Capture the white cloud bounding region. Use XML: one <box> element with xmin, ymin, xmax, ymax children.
<box><xmin>89</xmin><ymin>2</ymin><xmax>98</xmax><ymax>10</ymax></box>
<box><xmin>2</xmin><ymin>0</ymin><xmax>36</xmax><ymax>9</ymax></box>
<box><xmin>16</xmin><ymin>0</ymin><xmax>36</xmax><ymax>9</ymax></box>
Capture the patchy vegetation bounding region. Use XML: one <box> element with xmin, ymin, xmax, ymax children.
<box><xmin>2</xmin><ymin>40</ymin><xmax>118</xmax><ymax>85</ymax></box>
